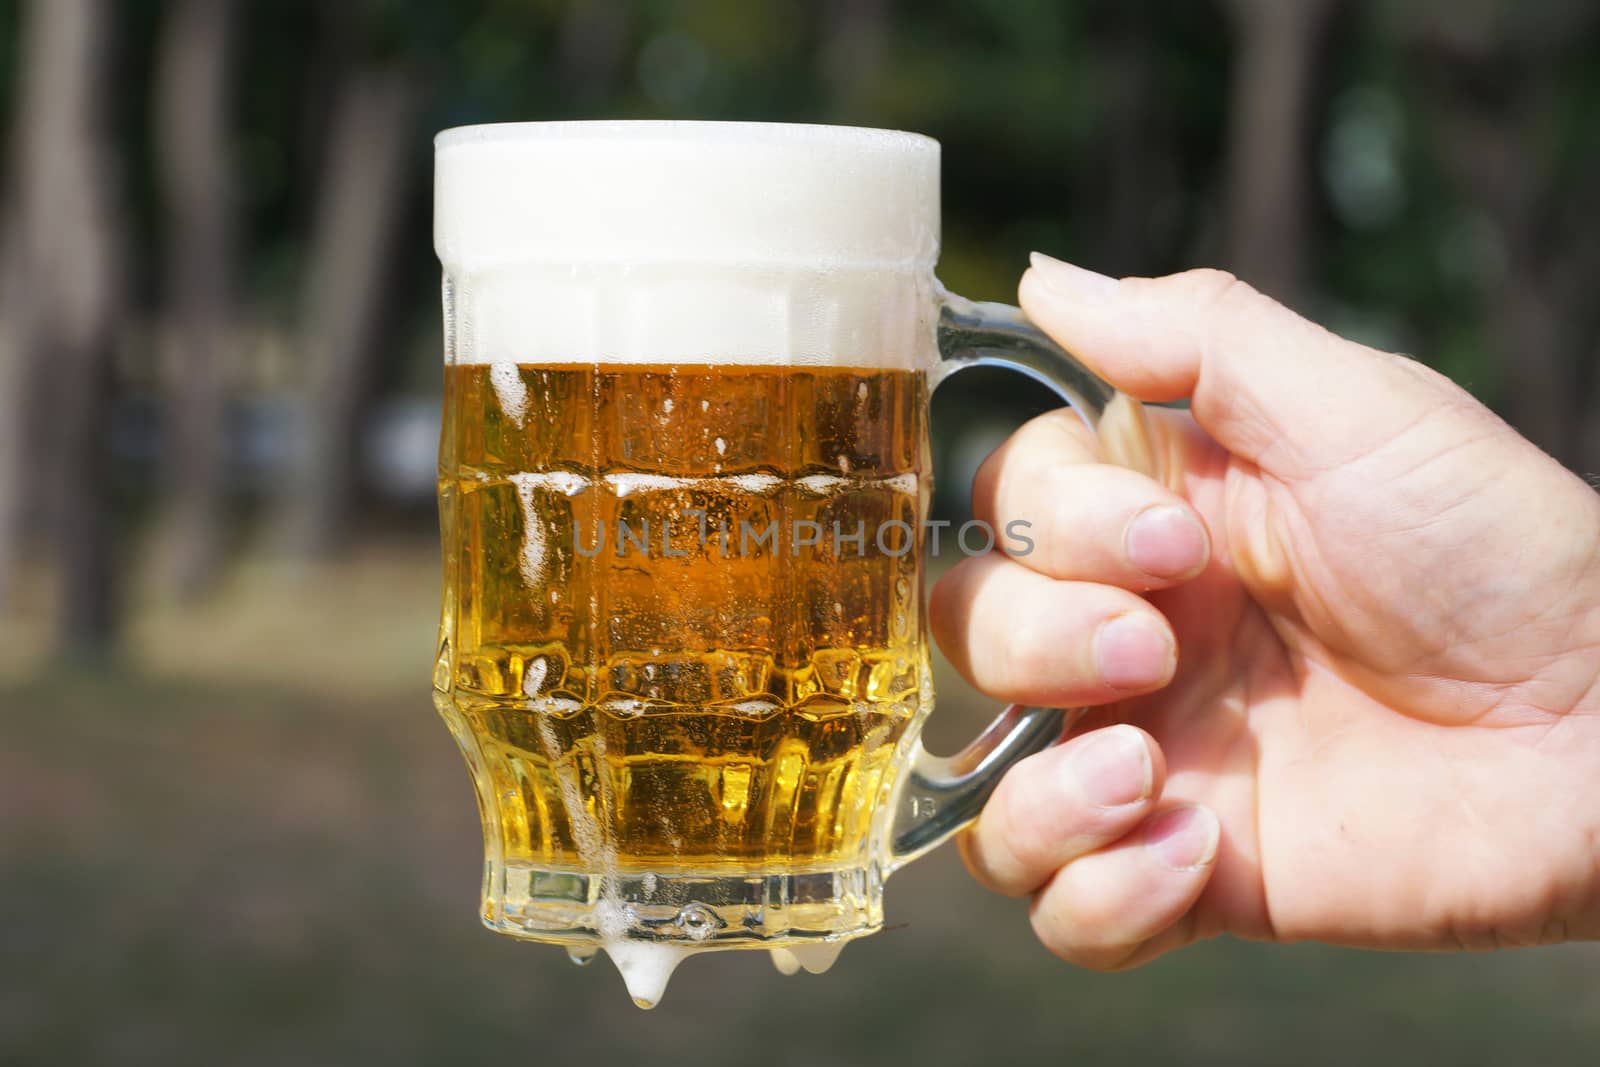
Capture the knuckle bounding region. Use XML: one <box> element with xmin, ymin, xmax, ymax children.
<box><xmin>1181</xmin><ymin>269</ymin><xmax>1270</xmax><ymax>367</ymax></box>
<box><xmin>987</xmin><ymin>770</ymin><xmax>1064</xmax><ymax>872</ymax></box>
<box><xmin>1001</xmin><ymin>619</ymin><xmax>1066</xmax><ymax>695</ymax></box>
<box><xmin>1028</xmin><ymin>895</ymin><xmax>1143</xmax><ymax>971</ymax></box>
<box><xmin>973</xmin><ymin>784</ymin><xmax>1046</xmax><ymax>896</ymax></box>
<box><xmin>969</xmin><ymin>447</ymin><xmax>1007</xmax><ymax>524</ymax></box>
<box><xmin>1177</xmin><ymin>267</ymin><xmax>1249</xmax><ymax>310</ymax></box>
<box><xmin>1025</xmin><ymin>408</ymin><xmax>1098</xmax><ymax>456</ymax></box>
<box><xmin>1041</xmin><ymin>486</ymin><xmax>1088</xmax><ymax>572</ymax></box>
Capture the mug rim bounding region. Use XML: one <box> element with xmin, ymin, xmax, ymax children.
<box><xmin>434</xmin><ymin>119</ymin><xmax>939</xmax><ymax>154</ymax></box>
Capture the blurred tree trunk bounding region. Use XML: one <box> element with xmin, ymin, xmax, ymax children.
<box><xmin>820</xmin><ymin>0</ymin><xmax>890</xmax><ymax>115</ymax></box>
<box><xmin>1222</xmin><ymin>0</ymin><xmax>1337</xmax><ymax>304</ymax></box>
<box><xmin>1085</xmin><ymin>2</ymin><xmax>1178</xmax><ymax>278</ymax></box>
<box><xmin>278</xmin><ymin>69</ymin><xmax>420</xmax><ymax>558</ymax></box>
<box><xmin>557</xmin><ymin>0</ymin><xmax>630</xmax><ymax>106</ymax></box>
<box><xmin>152</xmin><ymin>0</ymin><xmax>240</xmax><ymax>600</ymax></box>
<box><xmin>0</xmin><ymin>0</ymin><xmax>124</xmax><ymax>658</ymax></box>
<box><xmin>0</xmin><ymin>220</ymin><xmax>30</xmax><ymax>612</ymax></box>
<box><xmin>1403</xmin><ymin>2</ymin><xmax>1600</xmax><ymax>471</ymax></box>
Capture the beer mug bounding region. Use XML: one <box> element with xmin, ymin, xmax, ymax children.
<box><xmin>431</xmin><ymin>121</ymin><xmax>1153</xmax><ymax>1006</ymax></box>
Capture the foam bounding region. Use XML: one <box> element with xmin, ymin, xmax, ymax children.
<box><xmin>769</xmin><ymin>942</ymin><xmax>847</xmax><ymax>976</ymax></box>
<box><xmin>434</xmin><ymin>122</ymin><xmax>942</xmax><ymax>367</ymax></box>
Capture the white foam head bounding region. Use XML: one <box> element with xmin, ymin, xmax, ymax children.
<box><xmin>433</xmin><ymin>121</ymin><xmax>941</xmax><ymax>367</ymax></box>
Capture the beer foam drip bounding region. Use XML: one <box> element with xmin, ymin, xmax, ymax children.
<box><xmin>595</xmin><ymin>898</ymin><xmax>694</xmax><ymax>1010</ymax></box>
<box><xmin>521</xmin><ymin>656</ymin><xmax>548</xmax><ymax>698</ymax></box>
<box><xmin>510</xmin><ymin>471</ymin><xmax>589</xmax><ymax>496</ymax></box>
<box><xmin>604</xmin><ymin>941</ymin><xmax>692</xmax><ymax>1009</ymax></box>
<box><xmin>604</xmin><ymin>472</ymin><xmax>785</xmax><ymax>498</ymax></box>
<box><xmin>770</xmin><ymin>947</ymin><xmax>803</xmax><ymax>976</ymax></box>
<box><xmin>600</xmin><ymin>471</ymin><xmax>914</xmax><ymax>499</ymax></box>
<box><xmin>512</xmin><ymin>478</ymin><xmax>548</xmax><ymax>586</ymax></box>
<box><xmin>510</xmin><ymin>472</ymin><xmax>590</xmax><ymax>587</ymax></box>
<box><xmin>605</xmin><ymin>473</ymin><xmax>684</xmax><ymax>498</ymax></box>
<box><xmin>795</xmin><ymin>473</ymin><xmax>918</xmax><ymax>496</ymax></box>
<box><xmin>489</xmin><ymin>362</ymin><xmax>529</xmax><ymax>426</ymax></box>
<box><xmin>434</xmin><ymin>121</ymin><xmax>941</xmax><ymax>367</ymax></box>
<box><xmin>532</xmin><ymin>716</ymin><xmax>646</xmax><ymax>1006</ymax></box>
<box><xmin>724</xmin><ymin>474</ymin><xmax>785</xmax><ymax>494</ymax></box>
<box><xmin>769</xmin><ymin>942</ymin><xmax>847</xmax><ymax>976</ymax></box>
<box><xmin>792</xmin><ymin>943</ymin><xmax>846</xmax><ymax>974</ymax></box>
<box><xmin>531</xmin><ymin>715</ymin><xmax>606</xmax><ymax>869</ymax></box>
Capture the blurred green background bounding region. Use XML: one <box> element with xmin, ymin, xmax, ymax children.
<box><xmin>3</xmin><ymin>0</ymin><xmax>1600</xmax><ymax>1064</ymax></box>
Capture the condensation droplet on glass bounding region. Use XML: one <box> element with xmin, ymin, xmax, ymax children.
<box><xmin>567</xmin><ymin>945</ymin><xmax>598</xmax><ymax>966</ymax></box>
<box><xmin>714</xmin><ymin>437</ymin><xmax>726</xmax><ymax>455</ymax></box>
<box><xmin>663</xmin><ymin>397</ymin><xmax>674</xmax><ymax>413</ymax></box>
<box><xmin>837</xmin><ymin>454</ymin><xmax>851</xmax><ymax>473</ymax></box>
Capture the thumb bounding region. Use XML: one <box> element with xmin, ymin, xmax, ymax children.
<box><xmin>1019</xmin><ymin>255</ymin><xmax>1468</xmax><ymax>474</ymax></box>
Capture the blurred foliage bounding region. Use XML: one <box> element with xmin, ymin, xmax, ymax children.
<box><xmin>2</xmin><ymin>0</ymin><xmax>1589</xmax><ymax>406</ymax></box>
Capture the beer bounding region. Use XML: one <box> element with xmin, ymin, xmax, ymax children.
<box><xmin>434</xmin><ymin>360</ymin><xmax>930</xmax><ymax>922</ymax></box>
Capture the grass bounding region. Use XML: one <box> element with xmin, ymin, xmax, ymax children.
<box><xmin>3</xmin><ymin>542</ymin><xmax>1598</xmax><ymax>1065</ymax></box>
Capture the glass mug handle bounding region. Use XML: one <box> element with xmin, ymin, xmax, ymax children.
<box><xmin>888</xmin><ymin>289</ymin><xmax>1161</xmax><ymax>869</ymax></box>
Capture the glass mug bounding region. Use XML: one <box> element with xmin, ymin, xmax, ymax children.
<box><xmin>431</xmin><ymin>121</ymin><xmax>1154</xmax><ymax>1006</ymax></box>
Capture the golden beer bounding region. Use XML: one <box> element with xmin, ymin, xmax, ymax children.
<box><xmin>434</xmin><ymin>362</ymin><xmax>930</xmax><ymax>934</ymax></box>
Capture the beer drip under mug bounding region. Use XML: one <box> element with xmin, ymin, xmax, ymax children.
<box><xmin>432</xmin><ymin>121</ymin><xmax>1155</xmax><ymax>1006</ymax></box>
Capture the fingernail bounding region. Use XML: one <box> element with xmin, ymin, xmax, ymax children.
<box><xmin>1093</xmin><ymin>614</ymin><xmax>1175</xmax><ymax>691</ymax></box>
<box><xmin>1125</xmin><ymin>505</ymin><xmax>1209</xmax><ymax>580</ymax></box>
<box><xmin>1144</xmin><ymin>805</ymin><xmax>1220</xmax><ymax>871</ymax></box>
<box><xmin>1071</xmin><ymin>725</ymin><xmax>1153</xmax><ymax>808</ymax></box>
<box><xmin>1028</xmin><ymin>252</ymin><xmax>1120</xmax><ymax>304</ymax></box>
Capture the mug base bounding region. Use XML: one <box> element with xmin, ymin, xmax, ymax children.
<box><xmin>481</xmin><ymin>861</ymin><xmax>885</xmax><ymax>949</ymax></box>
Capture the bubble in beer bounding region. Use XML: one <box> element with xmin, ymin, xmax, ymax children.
<box><xmin>675</xmin><ymin>903</ymin><xmax>721</xmax><ymax>941</ymax></box>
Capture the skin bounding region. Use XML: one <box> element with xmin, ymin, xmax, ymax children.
<box><xmin>930</xmin><ymin>257</ymin><xmax>1600</xmax><ymax>970</ymax></box>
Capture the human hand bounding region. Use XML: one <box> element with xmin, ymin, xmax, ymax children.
<box><xmin>931</xmin><ymin>256</ymin><xmax>1600</xmax><ymax>968</ymax></box>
